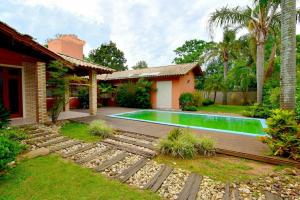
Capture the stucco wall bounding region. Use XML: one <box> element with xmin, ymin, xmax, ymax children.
<box><xmin>100</xmin><ymin>71</ymin><xmax>196</xmax><ymax>110</ymax></box>
<box><xmin>48</xmin><ymin>35</ymin><xmax>85</xmax><ymax>60</ymax></box>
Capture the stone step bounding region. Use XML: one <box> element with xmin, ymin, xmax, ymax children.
<box><xmin>143</xmin><ymin>165</ymin><xmax>173</xmax><ymax>192</ymax></box>
<box><xmin>177</xmin><ymin>173</ymin><xmax>202</xmax><ymax>200</ymax></box>
<box><xmin>120</xmin><ymin>131</ymin><xmax>157</xmax><ymax>142</ymax></box>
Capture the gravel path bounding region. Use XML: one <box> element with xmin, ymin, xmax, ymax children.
<box><xmin>69</xmin><ymin>143</ymin><xmax>107</xmax><ymax>161</ymax></box>
<box><xmin>196</xmin><ymin>176</ymin><xmax>225</xmax><ymax>200</ymax></box>
<box><xmin>83</xmin><ymin>149</ymin><xmax>123</xmax><ymax>168</ymax></box>
<box><xmin>127</xmin><ymin>160</ymin><xmax>162</xmax><ymax>188</ymax></box>
<box><xmin>103</xmin><ymin>154</ymin><xmax>142</xmax><ymax>177</ymax></box>
<box><xmin>157</xmin><ymin>168</ymin><xmax>190</xmax><ymax>200</ymax></box>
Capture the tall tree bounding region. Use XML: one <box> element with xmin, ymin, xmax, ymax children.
<box><xmin>208</xmin><ymin>2</ymin><xmax>280</xmax><ymax>104</ymax></box>
<box><xmin>88</xmin><ymin>41</ymin><xmax>127</xmax><ymax>71</ymax></box>
<box><xmin>132</xmin><ymin>60</ymin><xmax>148</xmax><ymax>69</ymax></box>
<box><xmin>200</xmin><ymin>28</ymin><xmax>239</xmax><ymax>104</ymax></box>
<box><xmin>173</xmin><ymin>39</ymin><xmax>210</xmax><ymax>64</ymax></box>
<box><xmin>280</xmin><ymin>0</ymin><xmax>296</xmax><ymax>110</ymax></box>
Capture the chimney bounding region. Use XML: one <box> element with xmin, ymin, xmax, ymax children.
<box><xmin>48</xmin><ymin>34</ymin><xmax>86</xmax><ymax>60</ymax></box>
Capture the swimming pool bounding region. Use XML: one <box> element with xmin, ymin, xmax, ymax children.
<box><xmin>108</xmin><ymin>110</ymin><xmax>267</xmax><ymax>137</ymax></box>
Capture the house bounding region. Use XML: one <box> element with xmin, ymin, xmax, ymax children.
<box><xmin>98</xmin><ymin>64</ymin><xmax>203</xmax><ymax>109</ymax></box>
<box><xmin>0</xmin><ymin>21</ymin><xmax>113</xmax><ymax>124</ymax></box>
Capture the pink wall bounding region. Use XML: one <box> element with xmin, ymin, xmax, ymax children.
<box><xmin>48</xmin><ymin>35</ymin><xmax>85</xmax><ymax>60</ymax></box>
<box><xmin>100</xmin><ymin>71</ymin><xmax>196</xmax><ymax>110</ymax></box>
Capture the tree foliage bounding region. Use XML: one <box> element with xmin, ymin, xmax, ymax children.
<box><xmin>88</xmin><ymin>41</ymin><xmax>127</xmax><ymax>71</ymax></box>
<box><xmin>47</xmin><ymin>61</ymin><xmax>69</xmax><ymax>123</ymax></box>
<box><xmin>132</xmin><ymin>60</ymin><xmax>148</xmax><ymax>70</ymax></box>
<box><xmin>173</xmin><ymin>39</ymin><xmax>210</xmax><ymax>64</ymax></box>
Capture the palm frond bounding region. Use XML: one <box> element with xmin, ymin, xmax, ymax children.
<box><xmin>208</xmin><ymin>6</ymin><xmax>252</xmax><ymax>33</ymax></box>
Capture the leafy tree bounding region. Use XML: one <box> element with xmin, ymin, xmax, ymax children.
<box><xmin>47</xmin><ymin>61</ymin><xmax>69</xmax><ymax>123</ymax></box>
<box><xmin>208</xmin><ymin>1</ymin><xmax>281</xmax><ymax>104</ymax></box>
<box><xmin>88</xmin><ymin>41</ymin><xmax>127</xmax><ymax>71</ymax></box>
<box><xmin>200</xmin><ymin>28</ymin><xmax>239</xmax><ymax>104</ymax></box>
<box><xmin>132</xmin><ymin>61</ymin><xmax>148</xmax><ymax>70</ymax></box>
<box><xmin>173</xmin><ymin>39</ymin><xmax>210</xmax><ymax>64</ymax></box>
<box><xmin>203</xmin><ymin>62</ymin><xmax>225</xmax><ymax>103</ymax></box>
<box><xmin>227</xmin><ymin>64</ymin><xmax>256</xmax><ymax>104</ymax></box>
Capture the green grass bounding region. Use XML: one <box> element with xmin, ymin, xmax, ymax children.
<box><xmin>60</xmin><ymin>122</ymin><xmax>100</xmax><ymax>142</ymax></box>
<box><xmin>155</xmin><ymin>154</ymin><xmax>273</xmax><ymax>182</ymax></box>
<box><xmin>197</xmin><ymin>105</ymin><xmax>250</xmax><ymax>115</ymax></box>
<box><xmin>0</xmin><ymin>155</ymin><xmax>161</xmax><ymax>200</ymax></box>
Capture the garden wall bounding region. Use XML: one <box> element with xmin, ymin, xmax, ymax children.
<box><xmin>203</xmin><ymin>91</ymin><xmax>257</xmax><ymax>105</ymax></box>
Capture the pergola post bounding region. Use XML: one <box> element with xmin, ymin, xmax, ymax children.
<box><xmin>89</xmin><ymin>70</ymin><xmax>97</xmax><ymax>115</ymax></box>
<box><xmin>36</xmin><ymin>62</ymin><xmax>48</xmax><ymax>123</ymax></box>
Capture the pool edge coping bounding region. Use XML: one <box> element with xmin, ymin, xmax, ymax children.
<box><xmin>107</xmin><ymin>109</ymin><xmax>267</xmax><ymax>137</ymax></box>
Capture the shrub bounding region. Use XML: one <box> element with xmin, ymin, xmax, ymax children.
<box><xmin>192</xmin><ymin>91</ymin><xmax>203</xmax><ymax>107</ymax></box>
<box><xmin>116</xmin><ymin>79</ymin><xmax>152</xmax><ymax>108</ymax></box>
<box><xmin>183</xmin><ymin>106</ymin><xmax>197</xmax><ymax>111</ymax></box>
<box><xmin>179</xmin><ymin>93</ymin><xmax>194</xmax><ymax>110</ymax></box>
<box><xmin>88</xmin><ymin>120</ymin><xmax>113</xmax><ymax>139</ymax></box>
<box><xmin>157</xmin><ymin>128</ymin><xmax>216</xmax><ymax>159</ymax></box>
<box><xmin>202</xmin><ymin>99</ymin><xmax>214</xmax><ymax>106</ymax></box>
<box><xmin>0</xmin><ymin>103</ymin><xmax>10</xmax><ymax>128</ymax></box>
<box><xmin>269</xmin><ymin>87</ymin><xmax>280</xmax><ymax>108</ymax></box>
<box><xmin>242</xmin><ymin>103</ymin><xmax>271</xmax><ymax>118</ymax></box>
<box><xmin>263</xmin><ymin>109</ymin><xmax>300</xmax><ymax>161</ymax></box>
<box><xmin>158</xmin><ymin>128</ymin><xmax>198</xmax><ymax>159</ymax></box>
<box><xmin>0</xmin><ymin>128</ymin><xmax>27</xmax><ymax>142</ymax></box>
<box><xmin>78</xmin><ymin>87</ymin><xmax>89</xmax><ymax>109</ymax></box>
<box><xmin>0</xmin><ymin>136</ymin><xmax>21</xmax><ymax>171</ymax></box>
<box><xmin>196</xmin><ymin>137</ymin><xmax>216</xmax><ymax>156</ymax></box>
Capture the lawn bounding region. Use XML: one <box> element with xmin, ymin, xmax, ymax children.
<box><xmin>197</xmin><ymin>104</ymin><xmax>250</xmax><ymax>115</ymax></box>
<box><xmin>155</xmin><ymin>154</ymin><xmax>275</xmax><ymax>182</ymax></box>
<box><xmin>0</xmin><ymin>155</ymin><xmax>161</xmax><ymax>200</ymax></box>
<box><xmin>60</xmin><ymin>121</ymin><xmax>100</xmax><ymax>142</ymax></box>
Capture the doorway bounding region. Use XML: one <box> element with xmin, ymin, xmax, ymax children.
<box><xmin>0</xmin><ymin>67</ymin><xmax>23</xmax><ymax>118</ymax></box>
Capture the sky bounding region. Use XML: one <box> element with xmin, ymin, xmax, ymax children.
<box><xmin>0</xmin><ymin>0</ymin><xmax>299</xmax><ymax>68</ymax></box>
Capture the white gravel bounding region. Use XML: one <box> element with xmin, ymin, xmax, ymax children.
<box><xmin>196</xmin><ymin>176</ymin><xmax>225</xmax><ymax>200</ymax></box>
<box><xmin>70</xmin><ymin>143</ymin><xmax>107</xmax><ymax>161</ymax></box>
<box><xmin>83</xmin><ymin>149</ymin><xmax>123</xmax><ymax>168</ymax></box>
<box><xmin>127</xmin><ymin>160</ymin><xmax>161</xmax><ymax>188</ymax></box>
<box><xmin>158</xmin><ymin>168</ymin><xmax>190</xmax><ymax>200</ymax></box>
<box><xmin>102</xmin><ymin>154</ymin><xmax>141</xmax><ymax>177</ymax></box>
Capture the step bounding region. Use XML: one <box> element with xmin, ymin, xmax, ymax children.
<box><xmin>38</xmin><ymin>137</ymin><xmax>69</xmax><ymax>147</ymax></box>
<box><xmin>50</xmin><ymin>141</ymin><xmax>82</xmax><ymax>152</ymax></box>
<box><xmin>143</xmin><ymin>165</ymin><xmax>173</xmax><ymax>192</ymax></box>
<box><xmin>101</xmin><ymin>140</ymin><xmax>155</xmax><ymax>158</ymax></box>
<box><xmin>120</xmin><ymin>132</ymin><xmax>157</xmax><ymax>142</ymax></box>
<box><xmin>62</xmin><ymin>143</ymin><xmax>96</xmax><ymax>158</ymax></box>
<box><xmin>76</xmin><ymin>147</ymin><xmax>111</xmax><ymax>164</ymax></box>
<box><xmin>110</xmin><ymin>136</ymin><xmax>155</xmax><ymax>150</ymax></box>
<box><xmin>95</xmin><ymin>152</ymin><xmax>129</xmax><ymax>172</ymax></box>
<box><xmin>116</xmin><ymin>157</ymin><xmax>148</xmax><ymax>182</ymax></box>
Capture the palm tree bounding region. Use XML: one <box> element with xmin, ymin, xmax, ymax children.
<box><xmin>208</xmin><ymin>2</ymin><xmax>280</xmax><ymax>104</ymax></box>
<box><xmin>280</xmin><ymin>0</ymin><xmax>296</xmax><ymax>110</ymax></box>
<box><xmin>200</xmin><ymin>28</ymin><xmax>239</xmax><ymax>104</ymax></box>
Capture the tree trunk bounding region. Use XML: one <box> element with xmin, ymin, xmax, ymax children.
<box><xmin>256</xmin><ymin>43</ymin><xmax>265</xmax><ymax>104</ymax></box>
<box><xmin>280</xmin><ymin>0</ymin><xmax>296</xmax><ymax>110</ymax></box>
<box><xmin>214</xmin><ymin>91</ymin><xmax>217</xmax><ymax>103</ymax></box>
<box><xmin>222</xmin><ymin>60</ymin><xmax>228</xmax><ymax>105</ymax></box>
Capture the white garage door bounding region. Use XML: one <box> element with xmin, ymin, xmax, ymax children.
<box><xmin>156</xmin><ymin>81</ymin><xmax>172</xmax><ymax>109</ymax></box>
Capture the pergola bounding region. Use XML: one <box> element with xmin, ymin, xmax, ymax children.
<box><xmin>0</xmin><ymin>21</ymin><xmax>114</xmax><ymax>123</ymax></box>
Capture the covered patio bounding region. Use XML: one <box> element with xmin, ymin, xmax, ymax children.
<box><xmin>0</xmin><ymin>21</ymin><xmax>113</xmax><ymax>125</ymax></box>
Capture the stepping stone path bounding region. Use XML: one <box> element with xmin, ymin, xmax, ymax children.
<box><xmin>22</xmin><ymin>125</ymin><xmax>299</xmax><ymax>200</ymax></box>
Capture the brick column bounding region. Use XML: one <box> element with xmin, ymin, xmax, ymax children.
<box><xmin>89</xmin><ymin>70</ymin><xmax>97</xmax><ymax>115</ymax></box>
<box><xmin>65</xmin><ymin>82</ymin><xmax>70</xmax><ymax>111</ymax></box>
<box><xmin>36</xmin><ymin>62</ymin><xmax>48</xmax><ymax>123</ymax></box>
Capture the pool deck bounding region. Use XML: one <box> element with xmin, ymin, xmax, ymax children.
<box><xmin>72</xmin><ymin>107</ymin><xmax>270</xmax><ymax>157</ymax></box>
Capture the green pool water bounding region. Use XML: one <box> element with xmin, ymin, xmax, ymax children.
<box><xmin>111</xmin><ymin>110</ymin><xmax>266</xmax><ymax>136</ymax></box>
